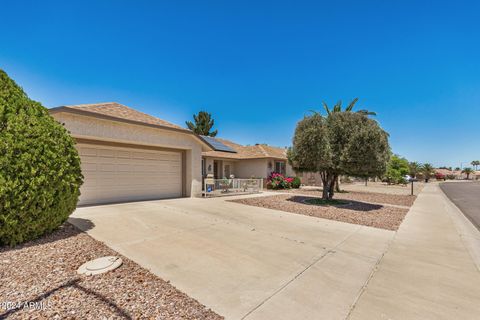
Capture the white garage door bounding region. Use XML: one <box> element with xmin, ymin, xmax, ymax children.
<box><xmin>77</xmin><ymin>143</ymin><xmax>183</xmax><ymax>205</ymax></box>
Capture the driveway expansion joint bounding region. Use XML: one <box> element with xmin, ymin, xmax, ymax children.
<box><xmin>240</xmin><ymin>229</ymin><xmax>360</xmax><ymax>320</ymax></box>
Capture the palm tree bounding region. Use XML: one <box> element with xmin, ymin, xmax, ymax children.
<box><xmin>185</xmin><ymin>111</ymin><xmax>218</xmax><ymax>137</ymax></box>
<box><xmin>462</xmin><ymin>167</ymin><xmax>474</xmax><ymax>180</ymax></box>
<box><xmin>322</xmin><ymin>98</ymin><xmax>377</xmax><ymax>116</ymax></box>
<box><xmin>421</xmin><ymin>163</ymin><xmax>435</xmax><ymax>182</ymax></box>
<box><xmin>408</xmin><ymin>161</ymin><xmax>421</xmax><ymax>178</ymax></box>
<box><xmin>471</xmin><ymin>160</ymin><xmax>480</xmax><ymax>170</ymax></box>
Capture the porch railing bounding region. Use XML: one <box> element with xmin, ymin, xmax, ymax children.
<box><xmin>203</xmin><ymin>178</ymin><xmax>263</xmax><ymax>197</ymax></box>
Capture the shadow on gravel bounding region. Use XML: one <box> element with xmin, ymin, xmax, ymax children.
<box><xmin>0</xmin><ymin>278</ymin><xmax>133</xmax><ymax>319</ymax></box>
<box><xmin>0</xmin><ymin>219</ymin><xmax>94</xmax><ymax>253</ymax></box>
<box><xmin>286</xmin><ymin>196</ymin><xmax>384</xmax><ymax>212</ymax></box>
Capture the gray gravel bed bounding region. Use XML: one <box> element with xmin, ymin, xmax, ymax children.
<box><xmin>0</xmin><ymin>223</ymin><xmax>223</xmax><ymax>320</ymax></box>
<box><xmin>278</xmin><ymin>189</ymin><xmax>417</xmax><ymax>207</ymax></box>
<box><xmin>230</xmin><ymin>195</ymin><xmax>409</xmax><ymax>231</ymax></box>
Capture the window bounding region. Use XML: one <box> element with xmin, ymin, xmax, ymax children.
<box><xmin>275</xmin><ymin>161</ymin><xmax>286</xmax><ymax>175</ymax></box>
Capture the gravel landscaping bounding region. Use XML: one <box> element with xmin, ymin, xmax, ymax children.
<box><xmin>230</xmin><ymin>194</ymin><xmax>410</xmax><ymax>231</ymax></box>
<box><xmin>0</xmin><ymin>223</ymin><xmax>223</xmax><ymax>320</ymax></box>
<box><xmin>278</xmin><ymin>188</ymin><xmax>416</xmax><ymax>207</ymax></box>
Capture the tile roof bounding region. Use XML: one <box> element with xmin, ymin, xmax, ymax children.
<box><xmin>53</xmin><ymin>102</ymin><xmax>187</xmax><ymax>131</ymax></box>
<box><xmin>202</xmin><ymin>138</ymin><xmax>288</xmax><ymax>160</ymax></box>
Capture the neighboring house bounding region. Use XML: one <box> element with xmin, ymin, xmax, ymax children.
<box><xmin>50</xmin><ymin>102</ymin><xmax>212</xmax><ymax>205</ymax></box>
<box><xmin>434</xmin><ymin>168</ymin><xmax>480</xmax><ymax>180</ymax></box>
<box><xmin>199</xmin><ymin>136</ymin><xmax>295</xmax><ymax>182</ymax></box>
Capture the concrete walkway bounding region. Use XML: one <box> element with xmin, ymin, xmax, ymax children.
<box><xmin>348</xmin><ymin>183</ymin><xmax>480</xmax><ymax>320</ymax></box>
<box><xmin>70</xmin><ymin>193</ymin><xmax>393</xmax><ymax>320</ymax></box>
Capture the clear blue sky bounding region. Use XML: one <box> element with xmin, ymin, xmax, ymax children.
<box><xmin>1</xmin><ymin>1</ymin><xmax>479</xmax><ymax>168</ymax></box>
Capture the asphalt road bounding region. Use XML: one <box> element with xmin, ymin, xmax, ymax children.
<box><xmin>440</xmin><ymin>181</ymin><xmax>480</xmax><ymax>230</ymax></box>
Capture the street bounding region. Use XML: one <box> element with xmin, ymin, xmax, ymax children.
<box><xmin>440</xmin><ymin>181</ymin><xmax>480</xmax><ymax>230</ymax></box>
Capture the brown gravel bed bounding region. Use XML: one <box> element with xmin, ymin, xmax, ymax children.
<box><xmin>278</xmin><ymin>189</ymin><xmax>416</xmax><ymax>207</ymax></box>
<box><xmin>230</xmin><ymin>195</ymin><xmax>409</xmax><ymax>231</ymax></box>
<box><xmin>0</xmin><ymin>223</ymin><xmax>223</xmax><ymax>320</ymax></box>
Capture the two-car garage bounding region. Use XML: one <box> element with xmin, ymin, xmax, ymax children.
<box><xmin>49</xmin><ymin>102</ymin><xmax>209</xmax><ymax>206</ymax></box>
<box><xmin>76</xmin><ymin>141</ymin><xmax>184</xmax><ymax>205</ymax></box>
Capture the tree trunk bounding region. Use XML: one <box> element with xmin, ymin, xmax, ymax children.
<box><xmin>328</xmin><ymin>175</ymin><xmax>337</xmax><ymax>200</ymax></box>
<box><xmin>320</xmin><ymin>172</ymin><xmax>336</xmax><ymax>200</ymax></box>
<box><xmin>320</xmin><ymin>172</ymin><xmax>329</xmax><ymax>200</ymax></box>
<box><xmin>335</xmin><ymin>176</ymin><xmax>341</xmax><ymax>192</ymax></box>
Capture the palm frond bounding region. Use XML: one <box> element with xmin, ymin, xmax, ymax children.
<box><xmin>322</xmin><ymin>102</ymin><xmax>331</xmax><ymax>116</ymax></box>
<box><xmin>346</xmin><ymin>97</ymin><xmax>358</xmax><ymax>112</ymax></box>
<box><xmin>357</xmin><ymin>109</ymin><xmax>377</xmax><ymax>116</ymax></box>
<box><xmin>333</xmin><ymin>100</ymin><xmax>342</xmax><ymax>113</ymax></box>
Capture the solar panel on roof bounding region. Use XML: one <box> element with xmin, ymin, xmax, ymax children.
<box><xmin>200</xmin><ymin>135</ymin><xmax>237</xmax><ymax>153</ymax></box>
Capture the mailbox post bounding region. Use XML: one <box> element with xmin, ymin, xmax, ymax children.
<box><xmin>410</xmin><ymin>178</ymin><xmax>418</xmax><ymax>196</ymax></box>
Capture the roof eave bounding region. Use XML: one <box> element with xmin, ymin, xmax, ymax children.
<box><xmin>49</xmin><ymin>106</ymin><xmax>214</xmax><ymax>151</ymax></box>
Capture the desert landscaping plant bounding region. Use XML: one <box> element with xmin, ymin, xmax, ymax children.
<box><xmin>462</xmin><ymin>167</ymin><xmax>474</xmax><ymax>180</ymax></box>
<box><xmin>408</xmin><ymin>161</ymin><xmax>421</xmax><ymax>179</ymax></box>
<box><xmin>288</xmin><ymin>111</ymin><xmax>390</xmax><ymax>200</ymax></box>
<box><xmin>291</xmin><ymin>176</ymin><xmax>301</xmax><ymax>188</ymax></box>
<box><xmin>435</xmin><ymin>172</ymin><xmax>446</xmax><ymax>181</ymax></box>
<box><xmin>185</xmin><ymin>111</ymin><xmax>218</xmax><ymax>137</ymax></box>
<box><xmin>321</xmin><ymin>97</ymin><xmax>376</xmax><ymax>191</ymax></box>
<box><xmin>385</xmin><ymin>155</ymin><xmax>409</xmax><ymax>184</ymax></box>
<box><xmin>421</xmin><ymin>163</ymin><xmax>435</xmax><ymax>182</ymax></box>
<box><xmin>471</xmin><ymin>160</ymin><xmax>479</xmax><ymax>171</ymax></box>
<box><xmin>0</xmin><ymin>70</ymin><xmax>83</xmax><ymax>246</ymax></box>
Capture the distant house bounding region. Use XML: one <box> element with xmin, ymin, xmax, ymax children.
<box><xmin>434</xmin><ymin>168</ymin><xmax>480</xmax><ymax>180</ymax></box>
<box><xmin>199</xmin><ymin>136</ymin><xmax>295</xmax><ymax>181</ymax></box>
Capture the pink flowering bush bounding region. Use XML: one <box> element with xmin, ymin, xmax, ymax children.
<box><xmin>267</xmin><ymin>172</ymin><xmax>301</xmax><ymax>189</ymax></box>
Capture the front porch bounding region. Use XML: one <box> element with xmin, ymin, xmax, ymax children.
<box><xmin>202</xmin><ymin>178</ymin><xmax>264</xmax><ymax>197</ymax></box>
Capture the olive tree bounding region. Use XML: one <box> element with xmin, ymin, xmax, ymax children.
<box><xmin>288</xmin><ymin>112</ymin><xmax>390</xmax><ymax>200</ymax></box>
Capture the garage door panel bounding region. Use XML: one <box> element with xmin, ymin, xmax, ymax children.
<box><xmin>77</xmin><ymin>146</ymin><xmax>98</xmax><ymax>156</ymax></box>
<box><xmin>76</xmin><ymin>143</ymin><xmax>183</xmax><ymax>205</ymax></box>
<box><xmin>97</xmin><ymin>149</ymin><xmax>117</xmax><ymax>157</ymax></box>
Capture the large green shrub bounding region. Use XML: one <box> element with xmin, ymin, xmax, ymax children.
<box><xmin>0</xmin><ymin>69</ymin><xmax>83</xmax><ymax>246</ymax></box>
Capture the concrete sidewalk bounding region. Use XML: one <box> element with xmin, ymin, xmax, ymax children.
<box><xmin>348</xmin><ymin>183</ymin><xmax>480</xmax><ymax>320</ymax></box>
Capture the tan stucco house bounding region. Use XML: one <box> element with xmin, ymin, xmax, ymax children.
<box><xmin>199</xmin><ymin>136</ymin><xmax>295</xmax><ymax>181</ymax></box>
<box><xmin>49</xmin><ymin>102</ymin><xmax>295</xmax><ymax>205</ymax></box>
<box><xmin>50</xmin><ymin>102</ymin><xmax>213</xmax><ymax>205</ymax></box>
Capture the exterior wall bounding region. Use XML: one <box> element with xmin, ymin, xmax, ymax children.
<box><xmin>235</xmin><ymin>159</ymin><xmax>269</xmax><ymax>178</ymax></box>
<box><xmin>223</xmin><ymin>160</ymin><xmax>235</xmax><ymax>178</ymax></box>
<box><xmin>297</xmin><ymin>171</ymin><xmax>323</xmax><ymax>186</ymax></box>
<box><xmin>52</xmin><ymin>112</ymin><xmax>204</xmax><ymax>197</ymax></box>
<box><xmin>204</xmin><ymin>157</ymin><xmax>215</xmax><ymax>176</ymax></box>
<box><xmin>286</xmin><ymin>163</ymin><xmax>295</xmax><ymax>177</ymax></box>
<box><xmin>202</xmin><ymin>157</ymin><xmax>292</xmax><ymax>179</ymax></box>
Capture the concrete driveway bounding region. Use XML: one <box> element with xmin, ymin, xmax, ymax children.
<box><xmin>70</xmin><ymin>194</ymin><xmax>394</xmax><ymax>320</ymax></box>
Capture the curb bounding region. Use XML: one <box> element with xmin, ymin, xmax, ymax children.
<box><xmin>437</xmin><ymin>184</ymin><xmax>480</xmax><ymax>272</ymax></box>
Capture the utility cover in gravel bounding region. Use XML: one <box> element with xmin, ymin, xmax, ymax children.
<box><xmin>0</xmin><ymin>223</ymin><xmax>223</xmax><ymax>320</ymax></box>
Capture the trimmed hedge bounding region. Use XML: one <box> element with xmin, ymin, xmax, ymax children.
<box><xmin>0</xmin><ymin>69</ymin><xmax>83</xmax><ymax>246</ymax></box>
